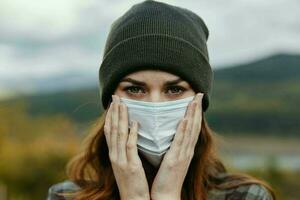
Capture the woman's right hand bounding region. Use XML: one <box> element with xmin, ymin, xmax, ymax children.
<box><xmin>104</xmin><ymin>94</ymin><xmax>150</xmax><ymax>200</ymax></box>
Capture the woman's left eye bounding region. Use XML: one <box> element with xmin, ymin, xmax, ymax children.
<box><xmin>166</xmin><ymin>86</ymin><xmax>186</xmax><ymax>94</ymax></box>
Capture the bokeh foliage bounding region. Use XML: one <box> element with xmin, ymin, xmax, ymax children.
<box><xmin>0</xmin><ymin>102</ymin><xmax>83</xmax><ymax>200</ymax></box>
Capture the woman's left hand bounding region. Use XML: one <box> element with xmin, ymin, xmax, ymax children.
<box><xmin>150</xmin><ymin>93</ymin><xmax>204</xmax><ymax>200</ymax></box>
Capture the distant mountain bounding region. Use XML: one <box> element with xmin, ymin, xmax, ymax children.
<box><xmin>1</xmin><ymin>53</ymin><xmax>299</xmax><ymax>136</ymax></box>
<box><xmin>207</xmin><ymin>53</ymin><xmax>300</xmax><ymax>136</ymax></box>
<box><xmin>214</xmin><ymin>53</ymin><xmax>300</xmax><ymax>82</ymax></box>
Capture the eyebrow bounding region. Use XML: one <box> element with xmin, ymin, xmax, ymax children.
<box><xmin>120</xmin><ymin>77</ymin><xmax>183</xmax><ymax>86</ymax></box>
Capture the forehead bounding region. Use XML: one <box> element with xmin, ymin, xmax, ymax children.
<box><xmin>123</xmin><ymin>70</ymin><xmax>182</xmax><ymax>81</ymax></box>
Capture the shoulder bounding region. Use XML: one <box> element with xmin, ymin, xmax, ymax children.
<box><xmin>46</xmin><ymin>180</ymin><xmax>81</xmax><ymax>200</ymax></box>
<box><xmin>228</xmin><ymin>184</ymin><xmax>273</xmax><ymax>200</ymax></box>
<box><xmin>208</xmin><ymin>183</ymin><xmax>273</xmax><ymax>200</ymax></box>
<box><xmin>207</xmin><ymin>172</ymin><xmax>274</xmax><ymax>200</ymax></box>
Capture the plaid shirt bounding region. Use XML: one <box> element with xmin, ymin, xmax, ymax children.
<box><xmin>46</xmin><ymin>178</ymin><xmax>274</xmax><ymax>200</ymax></box>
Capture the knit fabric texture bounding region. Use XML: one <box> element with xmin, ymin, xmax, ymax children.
<box><xmin>99</xmin><ymin>0</ymin><xmax>213</xmax><ymax>111</ymax></box>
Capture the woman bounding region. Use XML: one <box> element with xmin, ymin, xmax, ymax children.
<box><xmin>47</xmin><ymin>0</ymin><xmax>276</xmax><ymax>199</ymax></box>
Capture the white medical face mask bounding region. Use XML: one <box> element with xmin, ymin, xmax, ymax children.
<box><xmin>120</xmin><ymin>95</ymin><xmax>195</xmax><ymax>168</ymax></box>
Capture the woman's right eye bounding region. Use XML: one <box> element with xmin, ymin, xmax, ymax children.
<box><xmin>123</xmin><ymin>86</ymin><xmax>145</xmax><ymax>94</ymax></box>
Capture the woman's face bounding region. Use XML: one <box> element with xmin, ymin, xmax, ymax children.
<box><xmin>114</xmin><ymin>70</ymin><xmax>195</xmax><ymax>102</ymax></box>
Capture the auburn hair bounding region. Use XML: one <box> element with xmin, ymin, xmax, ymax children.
<box><xmin>58</xmin><ymin>109</ymin><xmax>276</xmax><ymax>200</ymax></box>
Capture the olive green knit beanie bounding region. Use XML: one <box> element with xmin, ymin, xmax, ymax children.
<box><xmin>99</xmin><ymin>0</ymin><xmax>213</xmax><ymax>112</ymax></box>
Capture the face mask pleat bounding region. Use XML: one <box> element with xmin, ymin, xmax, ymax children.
<box><xmin>137</xmin><ymin>134</ymin><xmax>174</xmax><ymax>152</ymax></box>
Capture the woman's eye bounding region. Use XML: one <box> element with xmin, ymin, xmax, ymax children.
<box><xmin>124</xmin><ymin>86</ymin><xmax>145</xmax><ymax>94</ymax></box>
<box><xmin>166</xmin><ymin>86</ymin><xmax>186</xmax><ymax>94</ymax></box>
<box><xmin>123</xmin><ymin>85</ymin><xmax>186</xmax><ymax>95</ymax></box>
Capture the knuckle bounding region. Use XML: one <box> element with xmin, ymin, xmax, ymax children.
<box><xmin>109</xmin><ymin>155</ymin><xmax>117</xmax><ymax>164</ymax></box>
<box><xmin>126</xmin><ymin>142</ymin><xmax>135</xmax><ymax>150</ymax></box>
<box><xmin>164</xmin><ymin>159</ymin><xmax>176</xmax><ymax>169</ymax></box>
<box><xmin>174</xmin><ymin>138</ymin><xmax>182</xmax><ymax>146</ymax></box>
<box><xmin>193</xmin><ymin>102</ymin><xmax>198</xmax><ymax>108</ymax></box>
<box><xmin>119</xmin><ymin>130</ymin><xmax>127</xmax><ymax>136</ymax></box>
<box><xmin>118</xmin><ymin>161</ymin><xmax>127</xmax><ymax>169</ymax></box>
<box><xmin>186</xmin><ymin>126</ymin><xmax>192</xmax><ymax>133</ymax></box>
<box><xmin>166</xmin><ymin>162</ymin><xmax>176</xmax><ymax>170</ymax></box>
<box><xmin>128</xmin><ymin>164</ymin><xmax>139</xmax><ymax>174</ymax></box>
<box><xmin>111</xmin><ymin>124</ymin><xmax>118</xmax><ymax>131</ymax></box>
<box><xmin>129</xmin><ymin>127</ymin><xmax>135</xmax><ymax>134</ymax></box>
<box><xmin>116</xmin><ymin>138</ymin><xmax>121</xmax><ymax>145</ymax></box>
<box><xmin>104</xmin><ymin>125</ymin><xmax>110</xmax><ymax>134</ymax></box>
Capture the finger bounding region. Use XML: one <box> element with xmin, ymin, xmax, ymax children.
<box><xmin>104</xmin><ymin>103</ymin><xmax>113</xmax><ymax>150</ymax></box>
<box><xmin>118</xmin><ymin>102</ymin><xmax>129</xmax><ymax>162</ymax></box>
<box><xmin>190</xmin><ymin>94</ymin><xmax>203</xmax><ymax>147</ymax></box>
<box><xmin>181</xmin><ymin>100</ymin><xmax>196</xmax><ymax>156</ymax></box>
<box><xmin>111</xmin><ymin>95</ymin><xmax>119</xmax><ymax>159</ymax></box>
<box><xmin>168</xmin><ymin>118</ymin><xmax>188</xmax><ymax>154</ymax></box>
<box><xmin>127</xmin><ymin>121</ymin><xmax>139</xmax><ymax>162</ymax></box>
<box><xmin>184</xmin><ymin>101</ymin><xmax>193</xmax><ymax>117</ymax></box>
<box><xmin>181</xmin><ymin>98</ymin><xmax>195</xmax><ymax>148</ymax></box>
<box><xmin>188</xmin><ymin>100</ymin><xmax>201</xmax><ymax>152</ymax></box>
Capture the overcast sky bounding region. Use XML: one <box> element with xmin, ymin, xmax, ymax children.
<box><xmin>0</xmin><ymin>0</ymin><xmax>300</xmax><ymax>97</ymax></box>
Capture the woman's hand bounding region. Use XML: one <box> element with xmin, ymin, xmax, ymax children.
<box><xmin>150</xmin><ymin>93</ymin><xmax>204</xmax><ymax>200</ymax></box>
<box><xmin>104</xmin><ymin>95</ymin><xmax>150</xmax><ymax>200</ymax></box>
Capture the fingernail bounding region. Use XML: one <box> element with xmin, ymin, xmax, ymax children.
<box><xmin>115</xmin><ymin>95</ymin><xmax>120</xmax><ymax>102</ymax></box>
<box><xmin>196</xmin><ymin>93</ymin><xmax>202</xmax><ymax>102</ymax></box>
<box><xmin>131</xmin><ymin>120</ymin><xmax>138</xmax><ymax>127</ymax></box>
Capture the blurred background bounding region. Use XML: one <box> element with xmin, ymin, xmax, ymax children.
<box><xmin>0</xmin><ymin>0</ymin><xmax>299</xmax><ymax>199</ymax></box>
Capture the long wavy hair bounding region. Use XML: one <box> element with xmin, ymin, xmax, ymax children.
<box><xmin>59</xmin><ymin>108</ymin><xmax>276</xmax><ymax>200</ymax></box>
